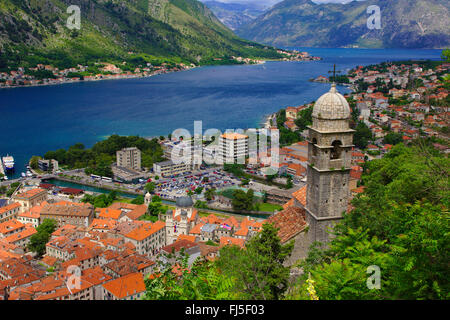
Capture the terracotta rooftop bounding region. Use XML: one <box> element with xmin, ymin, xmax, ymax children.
<box><xmin>0</xmin><ymin>219</ymin><xmax>25</xmax><ymax>235</ymax></box>
<box><xmin>291</xmin><ymin>185</ymin><xmax>307</xmax><ymax>207</ymax></box>
<box><xmin>266</xmin><ymin>206</ymin><xmax>307</xmax><ymax>243</ymax></box>
<box><xmin>98</xmin><ymin>208</ymin><xmax>122</xmax><ymax>220</ymax></box>
<box><xmin>102</xmin><ymin>272</ymin><xmax>146</xmax><ymax>299</ymax></box>
<box><xmin>219</xmin><ymin>237</ymin><xmax>245</xmax><ymax>249</ymax></box>
<box><xmin>13</xmin><ymin>188</ymin><xmax>46</xmax><ymax>200</ymax></box>
<box><xmin>41</xmin><ymin>201</ymin><xmax>94</xmax><ymax>218</ymax></box>
<box><xmin>0</xmin><ymin>203</ymin><xmax>21</xmax><ymax>215</ymax></box>
<box><xmin>161</xmin><ymin>239</ymin><xmax>198</xmax><ymax>254</ymax></box>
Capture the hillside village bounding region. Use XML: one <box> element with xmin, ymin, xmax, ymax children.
<box><xmin>287</xmin><ymin>61</ymin><xmax>449</xmax><ymax>171</ymax></box>
<box><xmin>0</xmin><ymin>61</ymin><xmax>195</xmax><ymax>88</ymax></box>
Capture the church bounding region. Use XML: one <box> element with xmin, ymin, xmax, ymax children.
<box><xmin>267</xmin><ymin>83</ymin><xmax>354</xmax><ymax>265</ymax></box>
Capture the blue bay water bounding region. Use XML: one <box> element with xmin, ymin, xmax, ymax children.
<box><xmin>0</xmin><ymin>48</ymin><xmax>443</xmax><ymax>178</ymax></box>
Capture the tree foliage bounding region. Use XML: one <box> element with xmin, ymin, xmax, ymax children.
<box><xmin>291</xmin><ymin>143</ymin><xmax>449</xmax><ymax>300</ymax></box>
<box><xmin>217</xmin><ymin>223</ymin><xmax>294</xmax><ymax>299</ymax></box>
<box><xmin>27</xmin><ymin>219</ymin><xmax>57</xmax><ymax>256</ymax></box>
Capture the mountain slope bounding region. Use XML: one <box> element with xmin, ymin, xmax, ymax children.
<box><xmin>0</xmin><ymin>0</ymin><xmax>284</xmax><ymax>69</ymax></box>
<box><xmin>236</xmin><ymin>0</ymin><xmax>450</xmax><ymax>49</ymax></box>
<box><xmin>202</xmin><ymin>1</ymin><xmax>268</xmax><ymax>30</ymax></box>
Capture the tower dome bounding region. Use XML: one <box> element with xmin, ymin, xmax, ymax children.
<box><xmin>312</xmin><ymin>84</ymin><xmax>350</xmax><ymax>120</ymax></box>
<box><xmin>176</xmin><ymin>196</ymin><xmax>193</xmax><ymax>208</ymax></box>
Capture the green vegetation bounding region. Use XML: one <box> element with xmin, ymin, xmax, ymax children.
<box><xmin>27</xmin><ymin>219</ymin><xmax>57</xmax><ymax>257</ymax></box>
<box><xmin>146</xmin><ymin>196</ymin><xmax>168</xmax><ymax>222</ymax></box>
<box><xmin>353</xmin><ymin>122</ymin><xmax>373</xmax><ymax>149</ymax></box>
<box><xmin>81</xmin><ymin>191</ymin><xmax>117</xmax><ymax>208</ymax></box>
<box><xmin>29</xmin><ymin>155</ymin><xmax>41</xmax><ymax>170</ymax></box>
<box><xmin>231</xmin><ymin>189</ymin><xmax>255</xmax><ymax>212</ymax></box>
<box><xmin>294</xmin><ymin>106</ymin><xmax>313</xmax><ymax>132</ymax></box>
<box><xmin>289</xmin><ymin>143</ymin><xmax>449</xmax><ymax>300</ymax></box>
<box><xmin>205</xmin><ymin>188</ymin><xmax>216</xmax><ymax>201</ymax></box>
<box><xmin>145</xmin><ymin>182</ymin><xmax>156</xmax><ymax>194</ymax></box>
<box><xmin>216</xmin><ymin>223</ymin><xmax>294</xmax><ymax>299</ymax></box>
<box><xmin>257</xmin><ymin>202</ymin><xmax>283</xmax><ymax>212</ymax></box>
<box><xmin>131</xmin><ymin>195</ymin><xmax>145</xmax><ymax>205</ymax></box>
<box><xmin>143</xmin><ymin>223</ymin><xmax>292</xmax><ymax>300</ymax></box>
<box><xmin>2</xmin><ymin>182</ymin><xmax>21</xmax><ymax>197</ymax></box>
<box><xmin>44</xmin><ymin>135</ymin><xmax>164</xmax><ymax>177</ymax></box>
<box><xmin>0</xmin><ymin>0</ymin><xmax>286</xmax><ymax>74</ymax></box>
<box><xmin>205</xmin><ymin>240</ymin><xmax>219</xmax><ymax>247</ymax></box>
<box><xmin>383</xmin><ymin>132</ymin><xmax>404</xmax><ymax>145</ymax></box>
<box><xmin>194</xmin><ymin>200</ymin><xmax>208</xmax><ymax>209</ymax></box>
<box><xmin>276</xmin><ymin>109</ymin><xmax>302</xmax><ymax>146</ymax></box>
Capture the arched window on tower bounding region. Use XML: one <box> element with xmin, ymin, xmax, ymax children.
<box><xmin>312</xmin><ymin>138</ymin><xmax>318</xmax><ymax>156</ymax></box>
<box><xmin>330</xmin><ymin>140</ymin><xmax>342</xmax><ymax>160</ymax></box>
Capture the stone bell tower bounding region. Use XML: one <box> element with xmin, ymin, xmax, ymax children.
<box><xmin>305</xmin><ymin>83</ymin><xmax>354</xmax><ymax>243</ymax></box>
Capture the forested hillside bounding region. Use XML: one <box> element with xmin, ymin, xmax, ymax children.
<box><xmin>0</xmin><ymin>0</ymin><xmax>284</xmax><ymax>70</ymax></box>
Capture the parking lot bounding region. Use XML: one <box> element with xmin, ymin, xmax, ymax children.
<box><xmin>152</xmin><ymin>169</ymin><xmax>241</xmax><ymax>200</ymax></box>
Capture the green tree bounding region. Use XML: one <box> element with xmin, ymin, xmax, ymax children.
<box><xmin>131</xmin><ymin>195</ymin><xmax>145</xmax><ymax>205</ymax></box>
<box><xmin>231</xmin><ymin>189</ymin><xmax>254</xmax><ymax>211</ymax></box>
<box><xmin>29</xmin><ymin>156</ymin><xmax>41</xmax><ymax>170</ymax></box>
<box><xmin>145</xmin><ymin>182</ymin><xmax>156</xmax><ymax>194</ymax></box>
<box><xmin>143</xmin><ymin>250</ymin><xmax>236</xmax><ymax>300</ymax></box>
<box><xmin>353</xmin><ymin>122</ymin><xmax>373</xmax><ymax>149</ymax></box>
<box><xmin>383</xmin><ymin>132</ymin><xmax>404</xmax><ymax>145</ymax></box>
<box><xmin>294</xmin><ymin>106</ymin><xmax>313</xmax><ymax>132</ymax></box>
<box><xmin>205</xmin><ymin>188</ymin><xmax>216</xmax><ymax>201</ymax></box>
<box><xmin>27</xmin><ymin>219</ymin><xmax>57</xmax><ymax>256</ymax></box>
<box><xmin>217</xmin><ymin>223</ymin><xmax>294</xmax><ymax>299</ymax></box>
<box><xmin>292</xmin><ymin>143</ymin><xmax>449</xmax><ymax>300</ymax></box>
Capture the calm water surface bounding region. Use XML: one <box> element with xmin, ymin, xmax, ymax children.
<box><xmin>0</xmin><ymin>48</ymin><xmax>443</xmax><ymax>178</ymax></box>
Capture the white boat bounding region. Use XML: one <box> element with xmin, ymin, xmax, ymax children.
<box><xmin>2</xmin><ymin>155</ymin><xmax>15</xmax><ymax>172</ymax></box>
<box><xmin>21</xmin><ymin>172</ymin><xmax>26</xmax><ymax>178</ymax></box>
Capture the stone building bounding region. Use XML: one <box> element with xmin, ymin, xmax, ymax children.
<box><xmin>160</xmin><ymin>196</ymin><xmax>199</xmax><ymax>245</ymax></box>
<box><xmin>12</xmin><ymin>188</ymin><xmax>47</xmax><ymax>213</ymax></box>
<box><xmin>40</xmin><ymin>201</ymin><xmax>95</xmax><ymax>228</ymax></box>
<box><xmin>305</xmin><ymin>84</ymin><xmax>354</xmax><ymax>243</ymax></box>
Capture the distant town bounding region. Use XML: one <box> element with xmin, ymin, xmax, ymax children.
<box><xmin>0</xmin><ymin>49</ymin><xmax>319</xmax><ymax>89</ymax></box>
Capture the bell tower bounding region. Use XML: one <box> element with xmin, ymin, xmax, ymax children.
<box><xmin>305</xmin><ymin>83</ymin><xmax>354</xmax><ymax>243</ymax></box>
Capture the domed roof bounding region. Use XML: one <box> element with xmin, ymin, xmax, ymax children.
<box><xmin>176</xmin><ymin>196</ymin><xmax>193</xmax><ymax>208</ymax></box>
<box><xmin>312</xmin><ymin>84</ymin><xmax>351</xmax><ymax>120</ymax></box>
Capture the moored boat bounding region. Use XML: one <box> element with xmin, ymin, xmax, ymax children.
<box><xmin>2</xmin><ymin>155</ymin><xmax>15</xmax><ymax>172</ymax></box>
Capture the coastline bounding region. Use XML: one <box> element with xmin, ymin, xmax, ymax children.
<box><xmin>0</xmin><ymin>54</ymin><xmax>320</xmax><ymax>90</ymax></box>
<box><xmin>0</xmin><ymin>67</ymin><xmax>194</xmax><ymax>90</ymax></box>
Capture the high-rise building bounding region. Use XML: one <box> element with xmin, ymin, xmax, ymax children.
<box><xmin>116</xmin><ymin>147</ymin><xmax>141</xmax><ymax>171</ymax></box>
<box><xmin>218</xmin><ymin>132</ymin><xmax>249</xmax><ymax>164</ymax></box>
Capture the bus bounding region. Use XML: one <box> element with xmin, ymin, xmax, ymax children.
<box><xmin>91</xmin><ymin>174</ymin><xmax>101</xmax><ymax>180</ymax></box>
<box><xmin>101</xmin><ymin>176</ymin><xmax>113</xmax><ymax>183</ymax></box>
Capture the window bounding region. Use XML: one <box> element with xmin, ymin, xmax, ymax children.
<box><xmin>331</xmin><ymin>140</ymin><xmax>343</xmax><ymax>160</ymax></box>
<box><xmin>312</xmin><ymin>138</ymin><xmax>318</xmax><ymax>156</ymax></box>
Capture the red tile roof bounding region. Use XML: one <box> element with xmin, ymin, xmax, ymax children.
<box><xmin>102</xmin><ymin>272</ymin><xmax>146</xmax><ymax>299</ymax></box>
<box><xmin>266</xmin><ymin>207</ymin><xmax>306</xmax><ymax>243</ymax></box>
